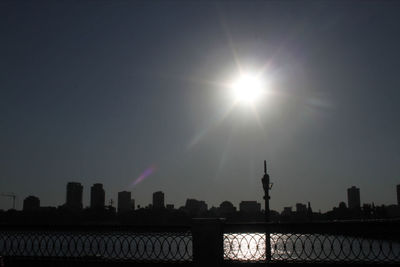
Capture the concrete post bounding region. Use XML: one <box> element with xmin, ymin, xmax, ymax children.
<box><xmin>192</xmin><ymin>218</ymin><xmax>225</xmax><ymax>266</ymax></box>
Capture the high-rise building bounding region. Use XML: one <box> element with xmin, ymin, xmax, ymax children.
<box><xmin>23</xmin><ymin>196</ymin><xmax>40</xmax><ymax>211</ymax></box>
<box><xmin>153</xmin><ymin>191</ymin><xmax>165</xmax><ymax>209</ymax></box>
<box><xmin>118</xmin><ymin>191</ymin><xmax>131</xmax><ymax>213</ymax></box>
<box><xmin>66</xmin><ymin>182</ymin><xmax>83</xmax><ymax>210</ymax></box>
<box><xmin>90</xmin><ymin>183</ymin><xmax>105</xmax><ymax>209</ymax></box>
<box><xmin>347</xmin><ymin>186</ymin><xmax>361</xmax><ymax>209</ymax></box>
<box><xmin>397</xmin><ymin>184</ymin><xmax>400</xmax><ymax>206</ymax></box>
<box><xmin>239</xmin><ymin>201</ymin><xmax>261</xmax><ymax>214</ymax></box>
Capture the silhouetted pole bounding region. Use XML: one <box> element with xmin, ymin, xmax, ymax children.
<box><xmin>261</xmin><ymin>160</ymin><xmax>272</xmax><ymax>261</ymax></box>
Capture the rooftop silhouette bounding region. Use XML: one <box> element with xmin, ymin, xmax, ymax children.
<box><xmin>2</xmin><ymin>176</ymin><xmax>399</xmax><ymax>225</ymax></box>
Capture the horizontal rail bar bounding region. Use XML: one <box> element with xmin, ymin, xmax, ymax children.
<box><xmin>0</xmin><ymin>224</ymin><xmax>191</xmax><ymax>233</ymax></box>
<box><xmin>224</xmin><ymin>221</ymin><xmax>400</xmax><ymax>237</ymax></box>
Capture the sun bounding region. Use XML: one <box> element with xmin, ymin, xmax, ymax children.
<box><xmin>232</xmin><ymin>74</ymin><xmax>264</xmax><ymax>104</ymax></box>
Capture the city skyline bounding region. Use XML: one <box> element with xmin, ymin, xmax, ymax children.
<box><xmin>1</xmin><ymin>1</ymin><xmax>400</xmax><ymax>212</ymax></box>
<box><xmin>5</xmin><ymin>181</ymin><xmax>400</xmax><ymax>214</ymax></box>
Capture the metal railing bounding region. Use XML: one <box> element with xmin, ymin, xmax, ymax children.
<box><xmin>1</xmin><ymin>221</ymin><xmax>400</xmax><ymax>265</ymax></box>
<box><xmin>223</xmin><ymin>221</ymin><xmax>400</xmax><ymax>263</ymax></box>
<box><xmin>0</xmin><ymin>225</ymin><xmax>192</xmax><ymax>264</ymax></box>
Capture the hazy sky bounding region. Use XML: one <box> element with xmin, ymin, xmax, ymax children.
<box><xmin>1</xmin><ymin>1</ymin><xmax>400</xmax><ymax>212</ymax></box>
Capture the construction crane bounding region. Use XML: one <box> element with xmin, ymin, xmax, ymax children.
<box><xmin>1</xmin><ymin>193</ymin><xmax>17</xmax><ymax>209</ymax></box>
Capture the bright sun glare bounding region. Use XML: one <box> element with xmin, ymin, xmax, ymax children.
<box><xmin>232</xmin><ymin>74</ymin><xmax>264</xmax><ymax>104</ymax></box>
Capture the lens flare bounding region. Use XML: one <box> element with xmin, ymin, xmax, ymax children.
<box><xmin>130</xmin><ymin>165</ymin><xmax>156</xmax><ymax>188</ymax></box>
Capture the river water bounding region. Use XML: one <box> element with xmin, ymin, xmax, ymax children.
<box><xmin>1</xmin><ymin>232</ymin><xmax>399</xmax><ymax>262</ymax></box>
<box><xmin>224</xmin><ymin>233</ymin><xmax>400</xmax><ymax>262</ymax></box>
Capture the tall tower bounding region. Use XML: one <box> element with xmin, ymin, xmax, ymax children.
<box><xmin>347</xmin><ymin>186</ymin><xmax>361</xmax><ymax>209</ymax></box>
<box><xmin>261</xmin><ymin>160</ymin><xmax>272</xmax><ymax>262</ymax></box>
<box><xmin>66</xmin><ymin>182</ymin><xmax>83</xmax><ymax>210</ymax></box>
<box><xmin>261</xmin><ymin>160</ymin><xmax>272</xmax><ymax>222</ymax></box>
<box><xmin>90</xmin><ymin>183</ymin><xmax>105</xmax><ymax>210</ymax></box>
<box><xmin>397</xmin><ymin>184</ymin><xmax>400</xmax><ymax>206</ymax></box>
<box><xmin>153</xmin><ymin>191</ymin><xmax>165</xmax><ymax>209</ymax></box>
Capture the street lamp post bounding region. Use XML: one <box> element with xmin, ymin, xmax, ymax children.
<box><xmin>261</xmin><ymin>160</ymin><xmax>272</xmax><ymax>261</ymax></box>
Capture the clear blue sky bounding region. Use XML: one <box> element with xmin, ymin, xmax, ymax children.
<box><xmin>1</xmin><ymin>1</ymin><xmax>399</xmax><ymax>212</ymax></box>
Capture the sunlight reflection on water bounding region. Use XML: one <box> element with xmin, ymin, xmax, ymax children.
<box><xmin>224</xmin><ymin>233</ymin><xmax>266</xmax><ymax>260</ymax></box>
<box><xmin>224</xmin><ymin>233</ymin><xmax>400</xmax><ymax>262</ymax></box>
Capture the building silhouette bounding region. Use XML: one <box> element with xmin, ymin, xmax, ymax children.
<box><xmin>239</xmin><ymin>201</ymin><xmax>261</xmax><ymax>214</ymax></box>
<box><xmin>23</xmin><ymin>196</ymin><xmax>40</xmax><ymax>211</ymax></box>
<box><xmin>397</xmin><ymin>184</ymin><xmax>400</xmax><ymax>206</ymax></box>
<box><xmin>338</xmin><ymin>201</ymin><xmax>347</xmax><ymax>209</ymax></box>
<box><xmin>185</xmin><ymin>199</ymin><xmax>207</xmax><ymax>214</ymax></box>
<box><xmin>219</xmin><ymin>201</ymin><xmax>236</xmax><ymax>214</ymax></box>
<box><xmin>66</xmin><ymin>182</ymin><xmax>83</xmax><ymax>210</ymax></box>
<box><xmin>90</xmin><ymin>183</ymin><xmax>105</xmax><ymax>210</ymax></box>
<box><xmin>281</xmin><ymin>206</ymin><xmax>293</xmax><ymax>217</ymax></box>
<box><xmin>347</xmin><ymin>186</ymin><xmax>361</xmax><ymax>209</ymax></box>
<box><xmin>307</xmin><ymin>202</ymin><xmax>313</xmax><ymax>220</ymax></box>
<box><xmin>296</xmin><ymin>203</ymin><xmax>307</xmax><ymax>214</ymax></box>
<box><xmin>118</xmin><ymin>191</ymin><xmax>132</xmax><ymax>213</ymax></box>
<box><xmin>152</xmin><ymin>191</ymin><xmax>165</xmax><ymax>209</ymax></box>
